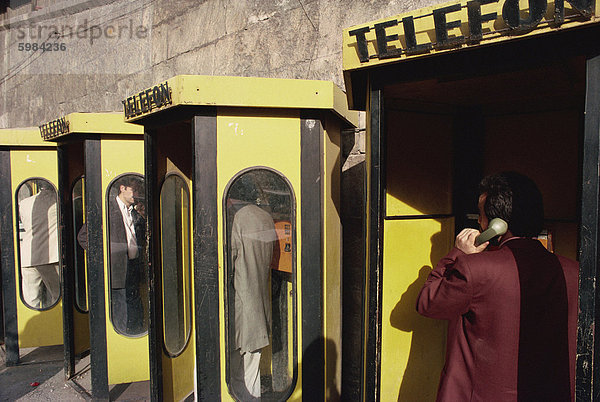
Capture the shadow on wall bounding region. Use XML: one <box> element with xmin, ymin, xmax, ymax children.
<box><xmin>390</xmin><ymin>231</ymin><xmax>449</xmax><ymax>402</ymax></box>
<box><xmin>303</xmin><ymin>336</ymin><xmax>341</xmax><ymax>401</ymax></box>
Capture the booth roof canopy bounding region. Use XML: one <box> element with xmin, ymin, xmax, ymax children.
<box><xmin>122</xmin><ymin>75</ymin><xmax>358</xmax><ymax>128</ymax></box>
<box><xmin>342</xmin><ymin>0</ymin><xmax>600</xmax><ymax>109</ymax></box>
<box><xmin>40</xmin><ymin>112</ymin><xmax>143</xmax><ymax>141</ymax></box>
<box><xmin>0</xmin><ymin>127</ymin><xmax>55</xmax><ymax>147</ymax></box>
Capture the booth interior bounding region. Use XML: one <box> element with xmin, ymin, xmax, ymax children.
<box><xmin>384</xmin><ymin>52</ymin><xmax>581</xmax><ymax>258</ymax></box>
<box><xmin>349</xmin><ymin>24</ymin><xmax>596</xmax><ymax>400</ymax></box>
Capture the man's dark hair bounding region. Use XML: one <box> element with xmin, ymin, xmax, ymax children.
<box><xmin>115</xmin><ymin>176</ymin><xmax>142</xmax><ymax>193</ymax></box>
<box><xmin>478</xmin><ymin>171</ymin><xmax>544</xmax><ymax>237</ymax></box>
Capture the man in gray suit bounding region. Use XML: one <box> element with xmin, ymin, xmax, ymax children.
<box><xmin>19</xmin><ymin>183</ymin><xmax>60</xmax><ymax>309</ymax></box>
<box><xmin>229</xmin><ymin>179</ymin><xmax>276</xmax><ymax>400</ymax></box>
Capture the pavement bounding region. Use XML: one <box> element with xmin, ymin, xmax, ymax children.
<box><xmin>0</xmin><ymin>343</ymin><xmax>150</xmax><ymax>401</ymax></box>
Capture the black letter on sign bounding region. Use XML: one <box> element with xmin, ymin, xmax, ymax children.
<box><xmin>349</xmin><ymin>26</ymin><xmax>371</xmax><ymax>63</ymax></box>
<box><xmin>160</xmin><ymin>83</ymin><xmax>172</xmax><ymax>105</ymax></box>
<box><xmin>554</xmin><ymin>0</ymin><xmax>593</xmax><ymax>24</ymax></box>
<box><xmin>467</xmin><ymin>0</ymin><xmax>499</xmax><ymax>43</ymax></box>
<box><xmin>374</xmin><ymin>20</ymin><xmax>402</xmax><ymax>59</ymax></box>
<box><xmin>433</xmin><ymin>5</ymin><xmax>464</xmax><ymax>49</ymax></box>
<box><xmin>502</xmin><ymin>0</ymin><xmax>547</xmax><ymax>30</ymax></box>
<box><xmin>139</xmin><ymin>91</ymin><xmax>148</xmax><ymax>113</ymax></box>
<box><xmin>153</xmin><ymin>86</ymin><xmax>161</xmax><ymax>106</ymax></box>
<box><xmin>145</xmin><ymin>89</ymin><xmax>153</xmax><ymax>110</ymax></box>
<box><xmin>402</xmin><ymin>16</ymin><xmax>432</xmax><ymax>55</ymax></box>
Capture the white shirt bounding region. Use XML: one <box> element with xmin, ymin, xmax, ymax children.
<box><xmin>116</xmin><ymin>195</ymin><xmax>138</xmax><ymax>259</ymax></box>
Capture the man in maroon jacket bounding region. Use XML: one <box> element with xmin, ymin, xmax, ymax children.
<box><xmin>417</xmin><ymin>172</ymin><xmax>578</xmax><ymax>401</ymax></box>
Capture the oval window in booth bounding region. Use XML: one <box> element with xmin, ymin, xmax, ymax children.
<box><xmin>159</xmin><ymin>173</ymin><xmax>192</xmax><ymax>356</ymax></box>
<box><xmin>16</xmin><ymin>178</ymin><xmax>61</xmax><ymax>311</ymax></box>
<box><xmin>106</xmin><ymin>174</ymin><xmax>148</xmax><ymax>337</ymax></box>
<box><xmin>72</xmin><ymin>177</ymin><xmax>88</xmax><ymax>313</ymax></box>
<box><xmin>224</xmin><ymin>168</ymin><xmax>297</xmax><ymax>401</ymax></box>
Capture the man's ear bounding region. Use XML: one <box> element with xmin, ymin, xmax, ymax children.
<box><xmin>119</xmin><ymin>184</ymin><xmax>125</xmax><ymax>193</ymax></box>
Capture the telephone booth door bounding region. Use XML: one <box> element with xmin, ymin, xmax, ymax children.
<box><xmin>0</xmin><ymin>128</ymin><xmax>62</xmax><ymax>366</ymax></box>
<box><xmin>124</xmin><ymin>75</ymin><xmax>357</xmax><ymax>401</ymax></box>
<box><xmin>41</xmin><ymin>113</ymin><xmax>148</xmax><ymax>399</ymax></box>
<box><xmin>343</xmin><ymin>3</ymin><xmax>600</xmax><ymax>401</ymax></box>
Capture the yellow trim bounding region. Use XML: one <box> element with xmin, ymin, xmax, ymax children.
<box><xmin>124</xmin><ymin>75</ymin><xmax>358</xmax><ymax>128</ymax></box>
<box><xmin>10</xmin><ymin>150</ymin><xmax>63</xmax><ymax>348</ymax></box>
<box><xmin>100</xmin><ymin>138</ymin><xmax>149</xmax><ymax>384</ymax></box>
<box><xmin>0</xmin><ymin>128</ymin><xmax>55</xmax><ymax>147</ymax></box>
<box><xmin>380</xmin><ymin>218</ymin><xmax>453</xmax><ymax>401</ymax></box>
<box><xmin>40</xmin><ymin>113</ymin><xmax>143</xmax><ymax>141</ymax></box>
<box><xmin>66</xmin><ymin>113</ymin><xmax>143</xmax><ymax>134</ymax></box>
<box><xmin>343</xmin><ymin>0</ymin><xmax>600</xmax><ymax>72</ymax></box>
<box><xmin>216</xmin><ymin>108</ymin><xmax>302</xmax><ymax>400</ymax></box>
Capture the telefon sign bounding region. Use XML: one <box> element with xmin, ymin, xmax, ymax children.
<box><xmin>347</xmin><ymin>0</ymin><xmax>594</xmax><ymax>64</ymax></box>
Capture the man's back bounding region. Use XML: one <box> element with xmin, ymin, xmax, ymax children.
<box><xmin>417</xmin><ymin>238</ymin><xmax>578</xmax><ymax>401</ymax></box>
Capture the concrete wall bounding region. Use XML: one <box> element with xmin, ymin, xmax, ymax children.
<box><xmin>1</xmin><ymin>0</ymin><xmax>442</xmax><ymax>127</ymax></box>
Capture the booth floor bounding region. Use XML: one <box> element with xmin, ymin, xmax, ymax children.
<box><xmin>0</xmin><ymin>344</ymin><xmax>150</xmax><ymax>401</ymax></box>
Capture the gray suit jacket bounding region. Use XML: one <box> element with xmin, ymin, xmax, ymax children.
<box><xmin>19</xmin><ymin>189</ymin><xmax>59</xmax><ymax>267</ymax></box>
<box><xmin>231</xmin><ymin>204</ymin><xmax>276</xmax><ymax>353</ymax></box>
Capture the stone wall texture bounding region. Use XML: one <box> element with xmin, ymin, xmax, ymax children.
<box><xmin>1</xmin><ymin>0</ymin><xmax>442</xmax><ymax>128</ymax></box>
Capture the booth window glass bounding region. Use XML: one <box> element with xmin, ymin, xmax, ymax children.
<box><xmin>225</xmin><ymin>168</ymin><xmax>296</xmax><ymax>401</ymax></box>
<box><xmin>160</xmin><ymin>173</ymin><xmax>192</xmax><ymax>356</ymax></box>
<box><xmin>106</xmin><ymin>174</ymin><xmax>148</xmax><ymax>336</ymax></box>
<box><xmin>72</xmin><ymin>177</ymin><xmax>88</xmax><ymax>312</ymax></box>
<box><xmin>16</xmin><ymin>178</ymin><xmax>61</xmax><ymax>310</ymax></box>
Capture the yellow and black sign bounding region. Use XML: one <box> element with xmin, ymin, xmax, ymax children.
<box><xmin>39</xmin><ymin>117</ymin><xmax>69</xmax><ymax>140</ymax></box>
<box><xmin>343</xmin><ymin>0</ymin><xmax>599</xmax><ymax>70</ymax></box>
<box><xmin>122</xmin><ymin>81</ymin><xmax>172</xmax><ymax>119</ymax></box>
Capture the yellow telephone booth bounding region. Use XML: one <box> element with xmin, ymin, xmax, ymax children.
<box><xmin>123</xmin><ymin>75</ymin><xmax>357</xmax><ymax>400</ymax></box>
<box><xmin>40</xmin><ymin>113</ymin><xmax>148</xmax><ymax>399</ymax></box>
<box><xmin>0</xmin><ymin>127</ymin><xmax>62</xmax><ymax>365</ymax></box>
<box><xmin>343</xmin><ymin>1</ymin><xmax>600</xmax><ymax>400</ymax></box>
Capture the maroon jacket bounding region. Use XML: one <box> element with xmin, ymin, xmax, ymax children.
<box><xmin>417</xmin><ymin>238</ymin><xmax>578</xmax><ymax>402</ymax></box>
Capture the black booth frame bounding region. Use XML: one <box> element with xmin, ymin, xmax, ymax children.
<box><xmin>58</xmin><ymin>135</ymin><xmax>142</xmax><ymax>400</ymax></box>
<box><xmin>141</xmin><ymin>107</ymin><xmax>329</xmax><ymax>401</ymax></box>
<box><xmin>357</xmin><ymin>25</ymin><xmax>600</xmax><ymax>402</ymax></box>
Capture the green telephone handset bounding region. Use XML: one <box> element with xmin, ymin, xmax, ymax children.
<box><xmin>475</xmin><ymin>218</ymin><xmax>508</xmax><ymax>246</ymax></box>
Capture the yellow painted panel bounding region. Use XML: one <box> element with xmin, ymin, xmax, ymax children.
<box><xmin>66</xmin><ymin>113</ymin><xmax>143</xmax><ymax>135</ymax></box>
<box><xmin>163</xmin><ymin>334</ymin><xmax>196</xmax><ymax>402</ymax></box>
<box><xmin>380</xmin><ymin>218</ymin><xmax>454</xmax><ymax>402</ymax></box>
<box><xmin>385</xmin><ymin>110</ymin><xmax>453</xmax><ymax>217</ymax></box>
<box><xmin>10</xmin><ymin>149</ymin><xmax>63</xmax><ymax>348</ymax></box>
<box><xmin>0</xmin><ymin>128</ymin><xmax>54</xmax><ymax>147</ymax></box>
<box><xmin>101</xmin><ymin>138</ymin><xmax>149</xmax><ymax>384</ymax></box>
<box><xmin>74</xmin><ymin>308</ymin><xmax>90</xmax><ymax>355</ymax></box>
<box><xmin>343</xmin><ymin>0</ymin><xmax>600</xmax><ymax>71</ymax></box>
<box><xmin>216</xmin><ymin>108</ymin><xmax>302</xmax><ymax>400</ymax></box>
<box><xmin>125</xmin><ymin>75</ymin><xmax>358</xmax><ymax>128</ymax></box>
<box><xmin>323</xmin><ymin>117</ymin><xmax>342</xmax><ymax>400</ymax></box>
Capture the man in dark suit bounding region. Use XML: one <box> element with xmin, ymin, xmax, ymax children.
<box><xmin>417</xmin><ymin>172</ymin><xmax>578</xmax><ymax>401</ymax></box>
<box><xmin>109</xmin><ymin>176</ymin><xmax>146</xmax><ymax>335</ymax></box>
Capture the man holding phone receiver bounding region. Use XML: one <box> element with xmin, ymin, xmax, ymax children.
<box><xmin>417</xmin><ymin>172</ymin><xmax>579</xmax><ymax>401</ymax></box>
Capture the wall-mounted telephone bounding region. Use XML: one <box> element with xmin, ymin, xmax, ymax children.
<box><xmin>475</xmin><ymin>218</ymin><xmax>508</xmax><ymax>246</ymax></box>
